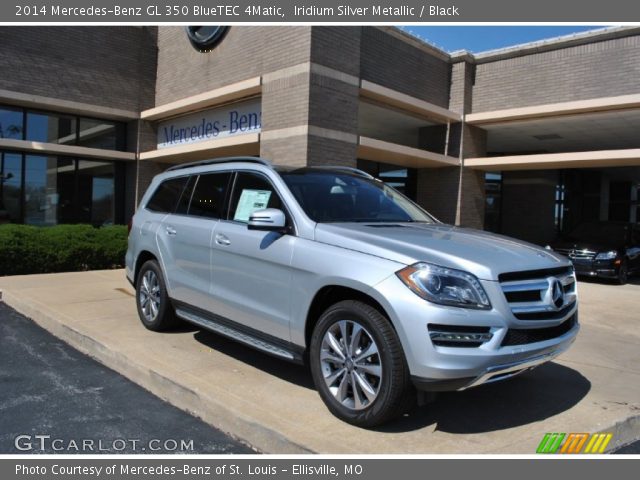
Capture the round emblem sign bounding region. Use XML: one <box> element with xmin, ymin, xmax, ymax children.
<box><xmin>185</xmin><ymin>26</ymin><xmax>229</xmax><ymax>52</ymax></box>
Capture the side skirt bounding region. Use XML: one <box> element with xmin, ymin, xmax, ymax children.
<box><xmin>172</xmin><ymin>301</ymin><xmax>306</xmax><ymax>365</ymax></box>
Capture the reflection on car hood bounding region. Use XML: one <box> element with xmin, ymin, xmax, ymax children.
<box><xmin>314</xmin><ymin>222</ymin><xmax>569</xmax><ymax>281</ymax></box>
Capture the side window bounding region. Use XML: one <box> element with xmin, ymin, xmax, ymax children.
<box><xmin>187</xmin><ymin>172</ymin><xmax>232</xmax><ymax>219</ymax></box>
<box><xmin>175</xmin><ymin>175</ymin><xmax>196</xmax><ymax>215</ymax></box>
<box><xmin>229</xmin><ymin>172</ymin><xmax>284</xmax><ymax>223</ymax></box>
<box><xmin>145</xmin><ymin>177</ymin><xmax>188</xmax><ymax>213</ymax></box>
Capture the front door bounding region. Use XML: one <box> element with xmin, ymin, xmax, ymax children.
<box><xmin>210</xmin><ymin>171</ymin><xmax>295</xmax><ymax>341</ymax></box>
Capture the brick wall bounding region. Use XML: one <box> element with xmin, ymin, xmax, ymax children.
<box><xmin>472</xmin><ymin>34</ymin><xmax>640</xmax><ymax>112</ymax></box>
<box><xmin>155</xmin><ymin>27</ymin><xmax>312</xmax><ymax>106</ymax></box>
<box><xmin>0</xmin><ymin>27</ymin><xmax>157</xmax><ymax>111</ymax></box>
<box><xmin>360</xmin><ymin>28</ymin><xmax>450</xmax><ymax>107</ymax></box>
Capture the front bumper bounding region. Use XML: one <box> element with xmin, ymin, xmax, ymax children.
<box><xmin>411</xmin><ymin>327</ymin><xmax>578</xmax><ymax>391</ymax></box>
<box><xmin>572</xmin><ymin>259</ymin><xmax>618</xmax><ymax>279</ymax></box>
<box><xmin>372</xmin><ymin>273</ymin><xmax>580</xmax><ymax>391</ymax></box>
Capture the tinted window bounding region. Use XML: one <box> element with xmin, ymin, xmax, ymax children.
<box><xmin>174</xmin><ymin>175</ymin><xmax>196</xmax><ymax>215</ymax></box>
<box><xmin>78</xmin><ymin>117</ymin><xmax>126</xmax><ymax>151</ymax></box>
<box><xmin>27</xmin><ymin>111</ymin><xmax>77</xmax><ymax>144</ymax></box>
<box><xmin>146</xmin><ymin>177</ymin><xmax>188</xmax><ymax>213</ymax></box>
<box><xmin>188</xmin><ymin>172</ymin><xmax>232</xmax><ymax>219</ymax></box>
<box><xmin>0</xmin><ymin>107</ymin><xmax>23</xmax><ymax>139</ymax></box>
<box><xmin>279</xmin><ymin>169</ymin><xmax>434</xmax><ymax>223</ymax></box>
<box><xmin>229</xmin><ymin>172</ymin><xmax>283</xmax><ymax>223</ymax></box>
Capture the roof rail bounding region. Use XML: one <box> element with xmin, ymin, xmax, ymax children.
<box><xmin>166</xmin><ymin>156</ymin><xmax>272</xmax><ymax>172</ymax></box>
<box><xmin>306</xmin><ymin>166</ymin><xmax>376</xmax><ymax>180</ymax></box>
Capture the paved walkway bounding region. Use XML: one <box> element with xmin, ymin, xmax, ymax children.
<box><xmin>0</xmin><ymin>303</ymin><xmax>254</xmax><ymax>454</ymax></box>
<box><xmin>1</xmin><ymin>270</ymin><xmax>638</xmax><ymax>453</ymax></box>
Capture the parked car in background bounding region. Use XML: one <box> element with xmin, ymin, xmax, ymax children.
<box><xmin>127</xmin><ymin>157</ymin><xmax>579</xmax><ymax>427</ymax></box>
<box><xmin>549</xmin><ymin>221</ymin><xmax>640</xmax><ymax>284</ymax></box>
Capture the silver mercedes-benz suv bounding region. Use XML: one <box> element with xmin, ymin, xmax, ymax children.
<box><xmin>126</xmin><ymin>157</ymin><xmax>579</xmax><ymax>426</ymax></box>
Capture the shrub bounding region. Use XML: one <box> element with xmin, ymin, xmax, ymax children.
<box><xmin>0</xmin><ymin>224</ymin><xmax>128</xmax><ymax>276</ymax></box>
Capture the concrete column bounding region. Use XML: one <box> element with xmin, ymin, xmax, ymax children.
<box><xmin>415</xmin><ymin>56</ymin><xmax>488</xmax><ymax>229</ymax></box>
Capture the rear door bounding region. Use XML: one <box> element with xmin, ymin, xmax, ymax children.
<box><xmin>209</xmin><ymin>171</ymin><xmax>296</xmax><ymax>341</ymax></box>
<box><xmin>157</xmin><ymin>172</ymin><xmax>232</xmax><ymax>307</ymax></box>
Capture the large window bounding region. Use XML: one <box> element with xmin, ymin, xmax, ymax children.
<box><xmin>0</xmin><ymin>107</ymin><xmax>23</xmax><ymax>140</ymax></box>
<box><xmin>1</xmin><ymin>151</ymin><xmax>122</xmax><ymax>226</ymax></box>
<box><xmin>0</xmin><ymin>104</ymin><xmax>126</xmax><ymax>151</ymax></box>
<box><xmin>0</xmin><ymin>152</ymin><xmax>22</xmax><ymax>223</ymax></box>
<box><xmin>484</xmin><ymin>172</ymin><xmax>502</xmax><ymax>233</ymax></box>
<box><xmin>27</xmin><ymin>111</ymin><xmax>77</xmax><ymax>145</ymax></box>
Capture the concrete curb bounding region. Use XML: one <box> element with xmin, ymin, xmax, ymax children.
<box><xmin>1</xmin><ymin>290</ymin><xmax>313</xmax><ymax>454</ymax></box>
<box><xmin>602</xmin><ymin>414</ymin><xmax>640</xmax><ymax>453</ymax></box>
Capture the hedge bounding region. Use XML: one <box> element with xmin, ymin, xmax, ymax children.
<box><xmin>0</xmin><ymin>224</ymin><xmax>128</xmax><ymax>276</ymax></box>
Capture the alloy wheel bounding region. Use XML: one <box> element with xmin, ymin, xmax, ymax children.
<box><xmin>319</xmin><ymin>320</ymin><xmax>382</xmax><ymax>410</ymax></box>
<box><xmin>139</xmin><ymin>270</ymin><xmax>161</xmax><ymax>322</ymax></box>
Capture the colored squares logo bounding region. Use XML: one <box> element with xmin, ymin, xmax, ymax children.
<box><xmin>537</xmin><ymin>432</ymin><xmax>613</xmax><ymax>454</ymax></box>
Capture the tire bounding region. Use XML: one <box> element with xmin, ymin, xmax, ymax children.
<box><xmin>135</xmin><ymin>260</ymin><xmax>178</xmax><ymax>331</ymax></box>
<box><xmin>309</xmin><ymin>300</ymin><xmax>414</xmax><ymax>427</ymax></box>
<box><xmin>616</xmin><ymin>259</ymin><xmax>629</xmax><ymax>285</ymax></box>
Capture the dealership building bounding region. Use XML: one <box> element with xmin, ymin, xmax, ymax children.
<box><xmin>1</xmin><ymin>26</ymin><xmax>639</xmax><ymax>245</ymax></box>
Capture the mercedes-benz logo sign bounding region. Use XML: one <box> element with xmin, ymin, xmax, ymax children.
<box><xmin>551</xmin><ymin>279</ymin><xmax>565</xmax><ymax>309</ymax></box>
<box><xmin>185</xmin><ymin>26</ymin><xmax>229</xmax><ymax>52</ymax></box>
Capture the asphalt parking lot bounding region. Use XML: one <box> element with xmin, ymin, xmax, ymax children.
<box><xmin>0</xmin><ymin>303</ymin><xmax>253</xmax><ymax>454</ymax></box>
<box><xmin>0</xmin><ymin>270</ymin><xmax>638</xmax><ymax>454</ymax></box>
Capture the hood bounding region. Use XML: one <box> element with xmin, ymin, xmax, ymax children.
<box><xmin>314</xmin><ymin>223</ymin><xmax>569</xmax><ymax>281</ymax></box>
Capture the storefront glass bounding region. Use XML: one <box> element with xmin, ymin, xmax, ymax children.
<box><xmin>0</xmin><ymin>152</ymin><xmax>22</xmax><ymax>223</ymax></box>
<box><xmin>0</xmin><ymin>107</ymin><xmax>23</xmax><ymax>140</ymax></box>
<box><xmin>1</xmin><ymin>152</ymin><xmax>120</xmax><ymax>226</ymax></box>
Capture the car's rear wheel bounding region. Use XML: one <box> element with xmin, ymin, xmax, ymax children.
<box><xmin>136</xmin><ymin>260</ymin><xmax>178</xmax><ymax>331</ymax></box>
<box><xmin>309</xmin><ymin>300</ymin><xmax>414</xmax><ymax>427</ymax></box>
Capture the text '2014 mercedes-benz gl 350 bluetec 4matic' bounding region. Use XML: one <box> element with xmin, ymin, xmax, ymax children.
<box><xmin>126</xmin><ymin>157</ymin><xmax>579</xmax><ymax>427</ymax></box>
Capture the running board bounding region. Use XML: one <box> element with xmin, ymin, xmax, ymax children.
<box><xmin>175</xmin><ymin>307</ymin><xmax>297</xmax><ymax>362</ymax></box>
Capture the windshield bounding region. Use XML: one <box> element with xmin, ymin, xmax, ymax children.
<box><xmin>279</xmin><ymin>169</ymin><xmax>435</xmax><ymax>223</ymax></box>
<box><xmin>567</xmin><ymin>222</ymin><xmax>629</xmax><ymax>244</ymax></box>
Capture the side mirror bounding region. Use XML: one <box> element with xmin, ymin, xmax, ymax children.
<box><xmin>247</xmin><ymin>208</ymin><xmax>287</xmax><ymax>232</ymax></box>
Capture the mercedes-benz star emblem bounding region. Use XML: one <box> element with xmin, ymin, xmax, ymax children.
<box><xmin>185</xmin><ymin>26</ymin><xmax>229</xmax><ymax>52</ymax></box>
<box><xmin>551</xmin><ymin>279</ymin><xmax>565</xmax><ymax>309</ymax></box>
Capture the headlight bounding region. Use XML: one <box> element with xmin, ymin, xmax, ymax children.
<box><xmin>396</xmin><ymin>262</ymin><xmax>491</xmax><ymax>309</ymax></box>
<box><xmin>544</xmin><ymin>245</ymin><xmax>552</xmax><ymax>250</ymax></box>
<box><xmin>595</xmin><ymin>250</ymin><xmax>617</xmax><ymax>261</ymax></box>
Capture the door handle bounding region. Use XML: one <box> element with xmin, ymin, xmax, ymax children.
<box><xmin>165</xmin><ymin>226</ymin><xmax>177</xmax><ymax>236</ymax></box>
<box><xmin>215</xmin><ymin>233</ymin><xmax>231</xmax><ymax>246</ymax></box>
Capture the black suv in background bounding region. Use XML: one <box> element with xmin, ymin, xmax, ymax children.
<box><xmin>549</xmin><ymin>221</ymin><xmax>640</xmax><ymax>284</ymax></box>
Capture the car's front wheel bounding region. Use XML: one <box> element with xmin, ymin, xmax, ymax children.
<box><xmin>309</xmin><ymin>300</ymin><xmax>414</xmax><ymax>427</ymax></box>
<box><xmin>135</xmin><ymin>260</ymin><xmax>178</xmax><ymax>331</ymax></box>
<box><xmin>616</xmin><ymin>259</ymin><xmax>629</xmax><ymax>285</ymax></box>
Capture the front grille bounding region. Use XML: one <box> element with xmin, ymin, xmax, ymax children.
<box><xmin>499</xmin><ymin>266</ymin><xmax>577</xmax><ymax>321</ymax></box>
<box><xmin>498</xmin><ymin>266</ymin><xmax>572</xmax><ymax>282</ymax></box>
<box><xmin>554</xmin><ymin>248</ymin><xmax>596</xmax><ymax>260</ymax></box>
<box><xmin>513</xmin><ymin>301</ymin><xmax>577</xmax><ymax>320</ymax></box>
<box><xmin>501</xmin><ymin>315</ymin><xmax>577</xmax><ymax>346</ymax></box>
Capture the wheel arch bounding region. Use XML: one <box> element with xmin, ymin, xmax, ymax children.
<box><xmin>134</xmin><ymin>250</ymin><xmax>159</xmax><ymax>284</ymax></box>
<box><xmin>304</xmin><ymin>284</ymin><xmax>396</xmax><ymax>349</ymax></box>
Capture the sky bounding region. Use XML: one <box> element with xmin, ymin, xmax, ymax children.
<box><xmin>400</xmin><ymin>26</ymin><xmax>604</xmax><ymax>53</ymax></box>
